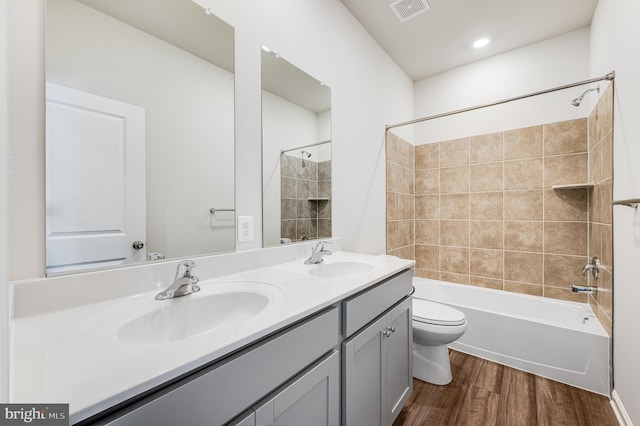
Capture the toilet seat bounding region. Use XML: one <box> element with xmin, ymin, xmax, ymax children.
<box><xmin>413</xmin><ymin>299</ymin><xmax>466</xmax><ymax>326</ymax></box>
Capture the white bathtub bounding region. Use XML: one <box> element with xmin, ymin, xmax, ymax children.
<box><xmin>413</xmin><ymin>278</ymin><xmax>611</xmax><ymax>396</ymax></box>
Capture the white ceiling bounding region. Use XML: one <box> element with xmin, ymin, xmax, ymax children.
<box><xmin>77</xmin><ymin>0</ymin><xmax>234</xmax><ymax>73</ymax></box>
<box><xmin>341</xmin><ymin>0</ymin><xmax>599</xmax><ymax>81</ymax></box>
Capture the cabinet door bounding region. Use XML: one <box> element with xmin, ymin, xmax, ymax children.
<box><xmin>342</xmin><ymin>315</ymin><xmax>386</xmax><ymax>426</ymax></box>
<box><xmin>254</xmin><ymin>351</ymin><xmax>339</xmax><ymax>426</ymax></box>
<box><xmin>385</xmin><ymin>297</ymin><xmax>413</xmax><ymax>425</ymax></box>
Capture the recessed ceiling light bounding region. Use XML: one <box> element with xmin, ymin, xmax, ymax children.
<box><xmin>473</xmin><ymin>38</ymin><xmax>490</xmax><ymax>49</ymax></box>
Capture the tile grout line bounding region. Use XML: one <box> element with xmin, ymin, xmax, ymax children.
<box><xmin>502</xmin><ymin>131</ymin><xmax>506</xmax><ymax>291</ymax></box>
<box><xmin>412</xmin><ymin>142</ymin><xmax>416</xmax><ymax>261</ymax></box>
<box><xmin>542</xmin><ymin>124</ymin><xmax>546</xmax><ymax>298</ymax></box>
<box><xmin>438</xmin><ymin>142</ymin><xmax>441</xmax><ymax>280</ymax></box>
<box><xmin>467</xmin><ymin>137</ymin><xmax>471</xmax><ymax>284</ymax></box>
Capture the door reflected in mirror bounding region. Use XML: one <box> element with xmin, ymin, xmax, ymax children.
<box><xmin>45</xmin><ymin>0</ymin><xmax>235</xmax><ymax>275</ymax></box>
<box><xmin>261</xmin><ymin>48</ymin><xmax>332</xmax><ymax>247</ymax></box>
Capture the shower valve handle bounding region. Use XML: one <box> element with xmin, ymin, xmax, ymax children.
<box><xmin>581</xmin><ymin>257</ymin><xmax>601</xmax><ymax>279</ymax></box>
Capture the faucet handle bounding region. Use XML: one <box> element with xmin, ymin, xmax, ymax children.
<box><xmin>175</xmin><ymin>260</ymin><xmax>196</xmax><ymax>279</ymax></box>
<box><xmin>311</xmin><ymin>240</ymin><xmax>332</xmax><ymax>255</ymax></box>
<box><xmin>318</xmin><ymin>240</ymin><xmax>332</xmax><ymax>250</ymax></box>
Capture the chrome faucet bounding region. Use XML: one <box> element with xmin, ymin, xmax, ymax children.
<box><xmin>305</xmin><ymin>241</ymin><xmax>332</xmax><ymax>265</ymax></box>
<box><xmin>155</xmin><ymin>260</ymin><xmax>200</xmax><ymax>300</ymax></box>
<box><xmin>581</xmin><ymin>256</ymin><xmax>601</xmax><ymax>279</ymax></box>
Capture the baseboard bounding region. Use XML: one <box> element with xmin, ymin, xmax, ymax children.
<box><xmin>611</xmin><ymin>389</ymin><xmax>634</xmax><ymax>426</ymax></box>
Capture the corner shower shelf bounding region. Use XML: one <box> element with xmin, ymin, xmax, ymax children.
<box><xmin>551</xmin><ymin>182</ymin><xmax>595</xmax><ymax>190</ymax></box>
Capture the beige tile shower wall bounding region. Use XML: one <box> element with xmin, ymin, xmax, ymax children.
<box><xmin>407</xmin><ymin>118</ymin><xmax>591</xmax><ymax>303</ymax></box>
<box><xmin>281</xmin><ymin>155</ymin><xmax>332</xmax><ymax>242</ymax></box>
<box><xmin>588</xmin><ymin>84</ymin><xmax>614</xmax><ymax>337</ymax></box>
<box><xmin>386</xmin><ymin>132</ymin><xmax>415</xmax><ymax>261</ymax></box>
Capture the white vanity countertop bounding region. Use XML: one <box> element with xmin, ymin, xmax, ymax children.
<box><xmin>10</xmin><ymin>251</ymin><xmax>414</xmax><ymax>424</ymax></box>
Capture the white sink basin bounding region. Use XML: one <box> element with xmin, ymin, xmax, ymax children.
<box><xmin>118</xmin><ymin>282</ymin><xmax>281</xmax><ymax>344</ymax></box>
<box><xmin>307</xmin><ymin>261</ymin><xmax>374</xmax><ymax>278</ymax></box>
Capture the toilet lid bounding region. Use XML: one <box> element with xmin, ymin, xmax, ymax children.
<box><xmin>413</xmin><ymin>299</ymin><xmax>466</xmax><ymax>326</ymax></box>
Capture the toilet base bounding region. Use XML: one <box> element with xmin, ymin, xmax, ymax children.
<box><xmin>413</xmin><ymin>342</ymin><xmax>452</xmax><ymax>385</ymax></box>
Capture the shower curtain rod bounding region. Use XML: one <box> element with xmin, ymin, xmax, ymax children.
<box><xmin>385</xmin><ymin>71</ymin><xmax>615</xmax><ymax>131</ymax></box>
<box><xmin>280</xmin><ymin>139</ymin><xmax>331</xmax><ymax>155</ymax></box>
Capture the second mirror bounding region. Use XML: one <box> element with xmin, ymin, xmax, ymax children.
<box><xmin>261</xmin><ymin>48</ymin><xmax>332</xmax><ymax>247</ymax></box>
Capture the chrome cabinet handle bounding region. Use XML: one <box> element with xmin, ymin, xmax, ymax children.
<box><xmin>382</xmin><ymin>326</ymin><xmax>396</xmax><ymax>338</ymax></box>
<box><xmin>132</xmin><ymin>240</ymin><xmax>144</xmax><ymax>250</ymax></box>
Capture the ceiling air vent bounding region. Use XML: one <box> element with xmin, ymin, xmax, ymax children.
<box><xmin>389</xmin><ymin>0</ymin><xmax>431</xmax><ymax>23</ymax></box>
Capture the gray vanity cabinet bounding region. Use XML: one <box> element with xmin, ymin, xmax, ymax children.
<box><xmin>253</xmin><ymin>350</ymin><xmax>339</xmax><ymax>426</ymax></box>
<box><xmin>342</xmin><ymin>269</ymin><xmax>413</xmax><ymax>426</ymax></box>
<box><xmin>83</xmin><ymin>268</ymin><xmax>414</xmax><ymax>426</ymax></box>
<box><xmin>227</xmin><ymin>351</ymin><xmax>339</xmax><ymax>426</ymax></box>
<box><xmin>100</xmin><ymin>307</ymin><xmax>339</xmax><ymax>426</ymax></box>
<box><xmin>343</xmin><ymin>314</ymin><xmax>387</xmax><ymax>426</ymax></box>
<box><xmin>384</xmin><ymin>298</ymin><xmax>413</xmax><ymax>422</ymax></box>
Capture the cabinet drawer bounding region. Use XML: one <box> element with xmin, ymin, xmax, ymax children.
<box><xmin>105</xmin><ymin>307</ymin><xmax>339</xmax><ymax>426</ymax></box>
<box><xmin>342</xmin><ymin>269</ymin><xmax>412</xmax><ymax>338</ymax></box>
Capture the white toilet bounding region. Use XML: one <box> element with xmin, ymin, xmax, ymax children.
<box><xmin>412</xmin><ymin>298</ymin><xmax>468</xmax><ymax>385</ymax></box>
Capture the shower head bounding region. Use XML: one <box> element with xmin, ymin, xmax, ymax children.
<box><xmin>301</xmin><ymin>150</ymin><xmax>312</xmax><ymax>158</ymax></box>
<box><xmin>571</xmin><ymin>87</ymin><xmax>600</xmax><ymax>107</ymax></box>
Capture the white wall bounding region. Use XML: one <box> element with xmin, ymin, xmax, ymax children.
<box><xmin>47</xmin><ymin>0</ymin><xmax>235</xmax><ymax>262</ymax></box>
<box><xmin>0</xmin><ymin>0</ymin><xmax>8</xmax><ymax>402</ymax></box>
<box><xmin>262</xmin><ymin>90</ymin><xmax>320</xmax><ymax>247</ymax></box>
<box><xmin>318</xmin><ymin>110</ymin><xmax>332</xmax><ymax>143</ymax></box>
<box><xmin>194</xmin><ymin>0</ymin><xmax>414</xmax><ymax>255</ymax></box>
<box><xmin>590</xmin><ymin>0</ymin><xmax>640</xmax><ymax>423</ymax></box>
<box><xmin>412</xmin><ymin>28</ymin><xmax>591</xmax><ymax>144</ymax></box>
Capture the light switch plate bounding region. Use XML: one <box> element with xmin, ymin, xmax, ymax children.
<box><xmin>237</xmin><ymin>215</ymin><xmax>254</xmax><ymax>242</ymax></box>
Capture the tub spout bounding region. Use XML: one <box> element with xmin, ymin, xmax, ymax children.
<box><xmin>571</xmin><ymin>284</ymin><xmax>597</xmax><ymax>294</ymax></box>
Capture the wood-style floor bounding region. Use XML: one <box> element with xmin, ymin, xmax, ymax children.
<box><xmin>393</xmin><ymin>350</ymin><xmax>619</xmax><ymax>426</ymax></box>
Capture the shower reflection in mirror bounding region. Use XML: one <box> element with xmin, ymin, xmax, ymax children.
<box><xmin>278</xmin><ymin>141</ymin><xmax>332</xmax><ymax>244</ymax></box>
<box><xmin>261</xmin><ymin>47</ymin><xmax>332</xmax><ymax>247</ymax></box>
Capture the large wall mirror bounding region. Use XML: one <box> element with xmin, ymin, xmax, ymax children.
<box><xmin>261</xmin><ymin>48</ymin><xmax>332</xmax><ymax>247</ymax></box>
<box><xmin>45</xmin><ymin>0</ymin><xmax>235</xmax><ymax>275</ymax></box>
